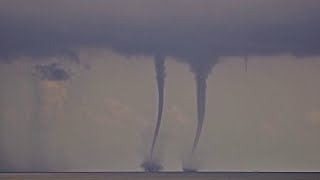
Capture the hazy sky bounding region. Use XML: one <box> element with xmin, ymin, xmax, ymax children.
<box><xmin>1</xmin><ymin>1</ymin><xmax>320</xmax><ymax>172</ymax></box>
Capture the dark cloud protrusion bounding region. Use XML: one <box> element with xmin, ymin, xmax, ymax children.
<box><xmin>34</xmin><ymin>63</ymin><xmax>70</xmax><ymax>81</ymax></box>
<box><xmin>244</xmin><ymin>56</ymin><xmax>248</xmax><ymax>78</ymax></box>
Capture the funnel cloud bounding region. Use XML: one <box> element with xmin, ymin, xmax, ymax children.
<box><xmin>150</xmin><ymin>54</ymin><xmax>166</xmax><ymax>158</ymax></box>
<box><xmin>180</xmin><ymin>58</ymin><xmax>219</xmax><ymax>171</ymax></box>
<box><xmin>141</xmin><ymin>54</ymin><xmax>166</xmax><ymax>172</ymax></box>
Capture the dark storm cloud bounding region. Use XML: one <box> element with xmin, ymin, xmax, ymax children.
<box><xmin>34</xmin><ymin>63</ymin><xmax>69</xmax><ymax>81</ymax></box>
<box><xmin>0</xmin><ymin>0</ymin><xmax>320</xmax><ymax>62</ymax></box>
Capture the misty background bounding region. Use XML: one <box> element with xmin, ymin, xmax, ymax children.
<box><xmin>1</xmin><ymin>52</ymin><xmax>320</xmax><ymax>171</ymax></box>
<box><xmin>1</xmin><ymin>0</ymin><xmax>320</xmax><ymax>172</ymax></box>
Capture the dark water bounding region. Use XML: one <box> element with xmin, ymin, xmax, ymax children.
<box><xmin>0</xmin><ymin>172</ymin><xmax>319</xmax><ymax>180</ymax></box>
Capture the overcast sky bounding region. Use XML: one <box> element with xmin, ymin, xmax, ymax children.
<box><xmin>1</xmin><ymin>1</ymin><xmax>320</xmax><ymax>172</ymax></box>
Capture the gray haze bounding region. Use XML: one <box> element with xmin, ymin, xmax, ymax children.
<box><xmin>1</xmin><ymin>53</ymin><xmax>320</xmax><ymax>171</ymax></box>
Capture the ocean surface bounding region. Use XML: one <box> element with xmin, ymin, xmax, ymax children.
<box><xmin>0</xmin><ymin>172</ymin><xmax>319</xmax><ymax>180</ymax></box>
